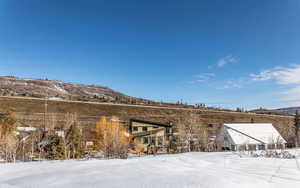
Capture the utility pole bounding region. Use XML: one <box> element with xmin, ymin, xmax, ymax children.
<box><xmin>44</xmin><ymin>95</ymin><xmax>48</xmax><ymax>132</ymax></box>
<box><xmin>39</xmin><ymin>94</ymin><xmax>48</xmax><ymax>161</ymax></box>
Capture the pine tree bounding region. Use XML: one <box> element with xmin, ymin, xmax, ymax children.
<box><xmin>294</xmin><ymin>110</ymin><xmax>300</xmax><ymax>147</ymax></box>
<box><xmin>65</xmin><ymin>121</ymin><xmax>84</xmax><ymax>159</ymax></box>
<box><xmin>46</xmin><ymin>135</ymin><xmax>65</xmax><ymax>160</ymax></box>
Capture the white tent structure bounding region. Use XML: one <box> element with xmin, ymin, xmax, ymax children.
<box><xmin>216</xmin><ymin>123</ymin><xmax>287</xmax><ymax>151</ymax></box>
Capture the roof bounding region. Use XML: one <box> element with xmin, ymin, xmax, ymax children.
<box><xmin>130</xmin><ymin>119</ymin><xmax>172</xmax><ymax>128</ymax></box>
<box><xmin>132</xmin><ymin>128</ymin><xmax>165</xmax><ymax>138</ymax></box>
<box><xmin>0</xmin><ymin>114</ymin><xmax>5</xmax><ymax>119</ymax></box>
<box><xmin>223</xmin><ymin>123</ymin><xmax>286</xmax><ymax>145</ymax></box>
<box><xmin>17</xmin><ymin>126</ymin><xmax>37</xmax><ymax>132</ymax></box>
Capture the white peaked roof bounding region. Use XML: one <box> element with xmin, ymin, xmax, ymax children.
<box><xmin>223</xmin><ymin>123</ymin><xmax>286</xmax><ymax>145</ymax></box>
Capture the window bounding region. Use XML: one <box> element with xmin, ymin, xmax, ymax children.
<box><xmin>135</xmin><ymin>137</ymin><xmax>142</xmax><ymax>143</ymax></box>
<box><xmin>248</xmin><ymin>145</ymin><xmax>256</xmax><ymax>151</ymax></box>
<box><xmin>268</xmin><ymin>144</ymin><xmax>275</xmax><ymax>149</ymax></box>
<box><xmin>224</xmin><ymin>136</ymin><xmax>228</xmax><ymax>142</ymax></box>
<box><xmin>231</xmin><ymin>145</ymin><xmax>236</xmax><ymax>151</ymax></box>
<box><xmin>258</xmin><ymin>145</ymin><xmax>265</xmax><ymax>150</ymax></box>
<box><xmin>166</xmin><ymin>128</ymin><xmax>170</xmax><ymax>134</ymax></box>
<box><xmin>150</xmin><ymin>137</ymin><xmax>156</xmax><ymax>145</ymax></box>
<box><xmin>238</xmin><ymin>145</ymin><xmax>247</xmax><ymax>151</ymax></box>
<box><xmin>143</xmin><ymin>137</ymin><xmax>149</xmax><ymax>144</ymax></box>
<box><xmin>158</xmin><ymin>136</ymin><xmax>163</xmax><ymax>146</ymax></box>
<box><xmin>277</xmin><ymin>144</ymin><xmax>284</xmax><ymax>149</ymax></box>
<box><xmin>133</xmin><ymin>126</ymin><xmax>138</xmax><ymax>131</ymax></box>
<box><xmin>142</xmin><ymin>127</ymin><xmax>147</xmax><ymax>131</ymax></box>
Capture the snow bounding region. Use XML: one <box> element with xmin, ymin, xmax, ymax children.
<box><xmin>16</xmin><ymin>127</ymin><xmax>36</xmax><ymax>132</ymax></box>
<box><xmin>1</xmin><ymin>152</ymin><xmax>300</xmax><ymax>188</ymax></box>
<box><xmin>223</xmin><ymin>123</ymin><xmax>286</xmax><ymax>145</ymax></box>
<box><xmin>48</xmin><ymin>97</ymin><xmax>63</xmax><ymax>101</ymax></box>
<box><xmin>52</xmin><ymin>84</ymin><xmax>68</xmax><ymax>94</ymax></box>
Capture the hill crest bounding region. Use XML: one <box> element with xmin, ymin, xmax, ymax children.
<box><xmin>0</xmin><ymin>76</ymin><xmax>146</xmax><ymax>103</ymax></box>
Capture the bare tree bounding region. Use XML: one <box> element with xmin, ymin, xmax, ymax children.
<box><xmin>0</xmin><ymin>108</ymin><xmax>19</xmax><ymax>162</ymax></box>
<box><xmin>60</xmin><ymin>113</ymin><xmax>78</xmax><ymax>159</ymax></box>
<box><xmin>95</xmin><ymin>116</ymin><xmax>131</xmax><ymax>158</ymax></box>
<box><xmin>177</xmin><ymin>113</ymin><xmax>209</xmax><ymax>152</ymax></box>
<box><xmin>294</xmin><ymin>111</ymin><xmax>300</xmax><ymax>147</ymax></box>
<box><xmin>6</xmin><ymin>134</ymin><xmax>19</xmax><ymax>162</ymax></box>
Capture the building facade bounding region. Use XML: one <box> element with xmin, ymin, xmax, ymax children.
<box><xmin>129</xmin><ymin>119</ymin><xmax>173</xmax><ymax>153</ymax></box>
<box><xmin>216</xmin><ymin>123</ymin><xmax>287</xmax><ymax>151</ymax></box>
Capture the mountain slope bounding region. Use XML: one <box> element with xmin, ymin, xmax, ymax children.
<box><xmin>0</xmin><ymin>76</ymin><xmax>148</xmax><ymax>103</ymax></box>
<box><xmin>276</xmin><ymin>107</ymin><xmax>300</xmax><ymax>115</ymax></box>
<box><xmin>251</xmin><ymin>107</ymin><xmax>300</xmax><ymax>116</ymax></box>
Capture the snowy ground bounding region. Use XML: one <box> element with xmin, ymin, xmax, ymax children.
<box><xmin>1</xmin><ymin>151</ymin><xmax>300</xmax><ymax>188</ymax></box>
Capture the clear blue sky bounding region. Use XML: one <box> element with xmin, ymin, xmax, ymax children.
<box><xmin>1</xmin><ymin>0</ymin><xmax>300</xmax><ymax>109</ymax></box>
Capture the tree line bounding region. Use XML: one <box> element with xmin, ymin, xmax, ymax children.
<box><xmin>0</xmin><ymin>109</ymin><xmax>132</xmax><ymax>162</ymax></box>
<box><xmin>1</xmin><ymin>108</ymin><xmax>300</xmax><ymax>163</ymax></box>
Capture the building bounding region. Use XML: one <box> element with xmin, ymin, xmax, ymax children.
<box><xmin>53</xmin><ymin>128</ymin><xmax>65</xmax><ymax>138</ymax></box>
<box><xmin>216</xmin><ymin>123</ymin><xmax>287</xmax><ymax>151</ymax></box>
<box><xmin>129</xmin><ymin>119</ymin><xmax>173</xmax><ymax>153</ymax></box>
<box><xmin>0</xmin><ymin>113</ymin><xmax>5</xmax><ymax>119</ymax></box>
<box><xmin>17</xmin><ymin>126</ymin><xmax>37</xmax><ymax>132</ymax></box>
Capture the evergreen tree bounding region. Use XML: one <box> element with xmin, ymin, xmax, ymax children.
<box><xmin>66</xmin><ymin>121</ymin><xmax>84</xmax><ymax>159</ymax></box>
<box><xmin>46</xmin><ymin>135</ymin><xmax>65</xmax><ymax>160</ymax></box>
<box><xmin>294</xmin><ymin>110</ymin><xmax>300</xmax><ymax>147</ymax></box>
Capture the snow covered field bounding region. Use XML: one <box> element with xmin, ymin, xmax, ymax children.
<box><xmin>1</xmin><ymin>152</ymin><xmax>300</xmax><ymax>188</ymax></box>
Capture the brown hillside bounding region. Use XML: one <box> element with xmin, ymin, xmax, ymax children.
<box><xmin>0</xmin><ymin>96</ymin><xmax>294</xmax><ymax>142</ymax></box>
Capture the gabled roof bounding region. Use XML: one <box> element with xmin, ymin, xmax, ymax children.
<box><xmin>223</xmin><ymin>123</ymin><xmax>286</xmax><ymax>145</ymax></box>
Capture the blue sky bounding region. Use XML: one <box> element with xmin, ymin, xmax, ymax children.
<box><xmin>0</xmin><ymin>0</ymin><xmax>300</xmax><ymax>109</ymax></box>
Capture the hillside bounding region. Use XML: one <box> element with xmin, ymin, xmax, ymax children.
<box><xmin>277</xmin><ymin>107</ymin><xmax>300</xmax><ymax>115</ymax></box>
<box><xmin>0</xmin><ymin>76</ymin><xmax>149</xmax><ymax>104</ymax></box>
<box><xmin>251</xmin><ymin>107</ymin><xmax>300</xmax><ymax>116</ymax></box>
<box><xmin>0</xmin><ymin>96</ymin><xmax>294</xmax><ymax>143</ymax></box>
<box><xmin>250</xmin><ymin>108</ymin><xmax>288</xmax><ymax>116</ymax></box>
<box><xmin>0</xmin><ymin>76</ymin><xmax>295</xmax><ymax>142</ymax></box>
<box><xmin>0</xmin><ymin>76</ymin><xmax>231</xmax><ymax>110</ymax></box>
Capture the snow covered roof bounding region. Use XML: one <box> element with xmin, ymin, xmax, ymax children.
<box><xmin>223</xmin><ymin>123</ymin><xmax>286</xmax><ymax>145</ymax></box>
<box><xmin>17</xmin><ymin>126</ymin><xmax>37</xmax><ymax>132</ymax></box>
